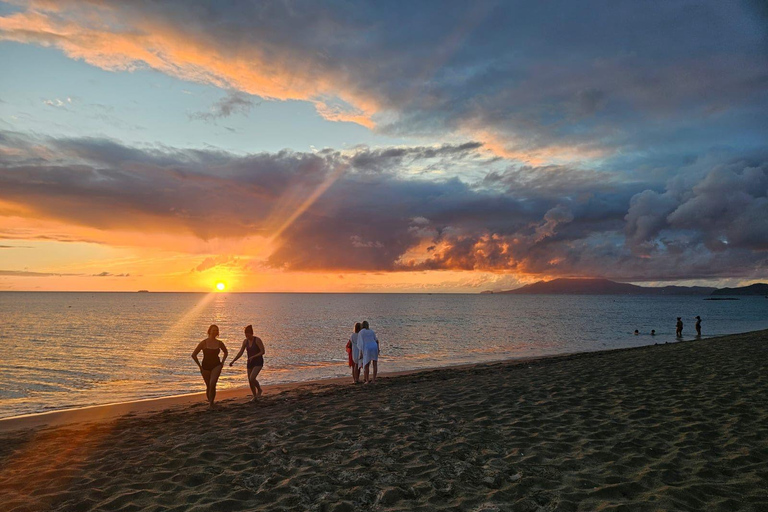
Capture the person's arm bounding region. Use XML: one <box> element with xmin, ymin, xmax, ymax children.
<box><xmin>230</xmin><ymin>340</ymin><xmax>246</xmax><ymax>366</ymax></box>
<box><xmin>376</xmin><ymin>335</ymin><xmax>380</xmax><ymax>355</ymax></box>
<box><xmin>220</xmin><ymin>341</ymin><xmax>229</xmax><ymax>365</ymax></box>
<box><xmin>191</xmin><ymin>341</ymin><xmax>203</xmax><ymax>369</ymax></box>
<box><xmin>248</xmin><ymin>338</ymin><xmax>265</xmax><ymax>362</ymax></box>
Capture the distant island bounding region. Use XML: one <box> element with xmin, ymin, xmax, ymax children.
<box><xmin>483</xmin><ymin>278</ymin><xmax>767</xmax><ymax>296</ymax></box>
<box><xmin>711</xmin><ymin>283</ymin><xmax>768</xmax><ymax>296</ymax></box>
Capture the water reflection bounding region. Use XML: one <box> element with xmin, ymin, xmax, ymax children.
<box><xmin>0</xmin><ymin>292</ymin><xmax>766</xmax><ymax>417</ymax></box>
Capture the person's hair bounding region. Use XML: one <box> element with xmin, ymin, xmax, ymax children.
<box><xmin>354</xmin><ymin>322</ymin><xmax>362</xmax><ymax>333</ymax></box>
<box><xmin>362</xmin><ymin>320</ymin><xmax>370</xmax><ymax>329</ymax></box>
<box><xmin>208</xmin><ymin>324</ymin><xmax>219</xmax><ymax>337</ymax></box>
<box><xmin>677</xmin><ymin>317</ymin><xmax>681</xmax><ymax>320</ymax></box>
<box><xmin>245</xmin><ymin>324</ymin><xmax>253</xmax><ymax>336</ymax></box>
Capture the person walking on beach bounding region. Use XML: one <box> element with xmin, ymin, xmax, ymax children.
<box><xmin>357</xmin><ymin>320</ymin><xmax>380</xmax><ymax>384</ymax></box>
<box><xmin>230</xmin><ymin>325</ymin><xmax>265</xmax><ymax>400</ymax></box>
<box><xmin>192</xmin><ymin>324</ymin><xmax>228</xmax><ymax>408</ymax></box>
<box><xmin>346</xmin><ymin>322</ymin><xmax>362</xmax><ymax>384</ymax></box>
<box><xmin>695</xmin><ymin>316</ymin><xmax>702</xmax><ymax>337</ymax></box>
<box><xmin>676</xmin><ymin>317</ymin><xmax>683</xmax><ymax>337</ymax></box>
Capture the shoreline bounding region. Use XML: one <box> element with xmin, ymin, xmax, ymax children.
<box><xmin>2</xmin><ymin>328</ymin><xmax>766</xmax><ymax>511</ymax></box>
<box><xmin>0</xmin><ymin>330</ymin><xmax>742</xmax><ymax>433</ymax></box>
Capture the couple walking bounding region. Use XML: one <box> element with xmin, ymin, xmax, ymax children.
<box><xmin>191</xmin><ymin>324</ymin><xmax>265</xmax><ymax>408</ymax></box>
<box><xmin>346</xmin><ymin>320</ymin><xmax>380</xmax><ymax>384</ymax></box>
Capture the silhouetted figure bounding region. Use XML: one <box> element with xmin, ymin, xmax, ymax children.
<box><xmin>192</xmin><ymin>324</ymin><xmax>228</xmax><ymax>408</ymax></box>
<box><xmin>695</xmin><ymin>316</ymin><xmax>702</xmax><ymax>337</ymax></box>
<box><xmin>651</xmin><ymin>329</ymin><xmax>656</xmax><ymax>336</ymax></box>
<box><xmin>634</xmin><ymin>330</ymin><xmax>639</xmax><ymax>335</ymax></box>
<box><xmin>230</xmin><ymin>325</ymin><xmax>265</xmax><ymax>400</ymax></box>
<box><xmin>676</xmin><ymin>317</ymin><xmax>683</xmax><ymax>337</ymax></box>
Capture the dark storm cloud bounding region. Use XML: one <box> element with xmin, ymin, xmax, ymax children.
<box><xmin>1</xmin><ymin>132</ymin><xmax>766</xmax><ymax>280</ymax></box>
<box><xmin>626</xmin><ymin>159</ymin><xmax>768</xmax><ymax>252</ymax></box>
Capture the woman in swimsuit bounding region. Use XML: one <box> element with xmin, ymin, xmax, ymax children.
<box><xmin>230</xmin><ymin>324</ymin><xmax>265</xmax><ymax>400</ymax></box>
<box><xmin>192</xmin><ymin>324</ymin><xmax>228</xmax><ymax>408</ymax></box>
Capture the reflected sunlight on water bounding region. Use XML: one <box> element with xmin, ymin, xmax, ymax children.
<box><xmin>1</xmin><ymin>292</ymin><xmax>766</xmax><ymax>418</ymax></box>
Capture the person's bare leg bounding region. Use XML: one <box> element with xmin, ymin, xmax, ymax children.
<box><xmin>249</xmin><ymin>366</ymin><xmax>263</xmax><ymax>398</ymax></box>
<box><xmin>372</xmin><ymin>360</ymin><xmax>378</xmax><ymax>383</ymax></box>
<box><xmin>364</xmin><ymin>362</ymin><xmax>370</xmax><ymax>383</ymax></box>
<box><xmin>208</xmin><ymin>364</ymin><xmax>223</xmax><ymax>407</ymax></box>
<box><xmin>246</xmin><ymin>367</ymin><xmax>258</xmax><ymax>398</ymax></box>
<box><xmin>200</xmin><ymin>369</ymin><xmax>212</xmax><ymax>402</ymax></box>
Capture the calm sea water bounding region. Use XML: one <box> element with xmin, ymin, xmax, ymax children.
<box><xmin>1</xmin><ymin>292</ymin><xmax>766</xmax><ymax>419</ymax></box>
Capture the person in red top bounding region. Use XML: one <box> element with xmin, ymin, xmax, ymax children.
<box><xmin>346</xmin><ymin>322</ymin><xmax>362</xmax><ymax>383</ymax></box>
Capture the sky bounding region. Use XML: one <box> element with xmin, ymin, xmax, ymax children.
<box><xmin>0</xmin><ymin>0</ymin><xmax>767</xmax><ymax>292</ymax></box>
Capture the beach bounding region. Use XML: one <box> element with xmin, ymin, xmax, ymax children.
<box><xmin>1</xmin><ymin>331</ymin><xmax>767</xmax><ymax>511</ymax></box>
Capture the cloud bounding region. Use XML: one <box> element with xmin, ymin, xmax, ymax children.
<box><xmin>190</xmin><ymin>91</ymin><xmax>259</xmax><ymax>121</ymax></box>
<box><xmin>626</xmin><ymin>160</ymin><xmax>768</xmax><ymax>253</ymax></box>
<box><xmin>2</xmin><ymin>1</ymin><xmax>766</xmax><ymax>163</ymax></box>
<box><xmin>92</xmin><ymin>271</ymin><xmax>130</xmax><ymax>277</ymax></box>
<box><xmin>42</xmin><ymin>97</ymin><xmax>72</xmax><ymax>108</ymax></box>
<box><xmin>0</xmin><ymin>131</ymin><xmax>766</xmax><ymax>281</ymax></box>
<box><xmin>193</xmin><ymin>255</ymin><xmax>239</xmax><ymax>272</ymax></box>
<box><xmin>0</xmin><ymin>269</ymin><xmax>79</xmax><ymax>277</ymax></box>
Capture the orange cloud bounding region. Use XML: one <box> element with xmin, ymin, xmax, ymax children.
<box><xmin>0</xmin><ymin>3</ymin><xmax>380</xmax><ymax>127</ymax></box>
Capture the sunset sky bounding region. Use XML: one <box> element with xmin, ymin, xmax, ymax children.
<box><xmin>1</xmin><ymin>0</ymin><xmax>767</xmax><ymax>292</ymax></box>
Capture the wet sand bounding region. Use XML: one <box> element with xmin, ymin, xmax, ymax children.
<box><xmin>1</xmin><ymin>330</ymin><xmax>767</xmax><ymax>511</ymax></box>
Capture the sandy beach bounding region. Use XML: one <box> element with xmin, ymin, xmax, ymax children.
<box><xmin>1</xmin><ymin>331</ymin><xmax>767</xmax><ymax>512</ymax></box>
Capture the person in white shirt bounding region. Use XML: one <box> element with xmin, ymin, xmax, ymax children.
<box><xmin>346</xmin><ymin>322</ymin><xmax>362</xmax><ymax>383</ymax></box>
<box><xmin>357</xmin><ymin>320</ymin><xmax>380</xmax><ymax>383</ymax></box>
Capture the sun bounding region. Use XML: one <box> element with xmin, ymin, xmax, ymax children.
<box><xmin>215</xmin><ymin>282</ymin><xmax>226</xmax><ymax>291</ymax></box>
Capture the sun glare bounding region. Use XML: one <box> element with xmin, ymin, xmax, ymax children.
<box><xmin>215</xmin><ymin>282</ymin><xmax>226</xmax><ymax>291</ymax></box>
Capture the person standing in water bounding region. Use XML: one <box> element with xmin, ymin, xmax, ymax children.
<box><xmin>357</xmin><ymin>320</ymin><xmax>380</xmax><ymax>384</ymax></box>
<box><xmin>230</xmin><ymin>325</ymin><xmax>265</xmax><ymax>400</ymax></box>
<box><xmin>676</xmin><ymin>317</ymin><xmax>683</xmax><ymax>337</ymax></box>
<box><xmin>346</xmin><ymin>322</ymin><xmax>362</xmax><ymax>383</ymax></box>
<box><xmin>695</xmin><ymin>316</ymin><xmax>702</xmax><ymax>337</ymax></box>
<box><xmin>192</xmin><ymin>324</ymin><xmax>228</xmax><ymax>408</ymax></box>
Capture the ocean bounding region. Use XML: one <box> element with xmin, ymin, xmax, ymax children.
<box><xmin>1</xmin><ymin>292</ymin><xmax>766</xmax><ymax>418</ymax></box>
